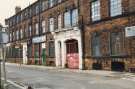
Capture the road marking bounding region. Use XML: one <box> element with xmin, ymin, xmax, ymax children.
<box><xmin>5</xmin><ymin>79</ymin><xmax>26</xmax><ymax>89</ymax></box>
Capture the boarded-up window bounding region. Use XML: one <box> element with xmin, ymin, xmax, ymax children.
<box><xmin>110</xmin><ymin>32</ymin><xmax>124</xmax><ymax>55</ymax></box>
<box><xmin>92</xmin><ymin>32</ymin><xmax>101</xmax><ymax>56</ymax></box>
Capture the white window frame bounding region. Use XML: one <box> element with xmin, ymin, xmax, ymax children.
<box><xmin>16</xmin><ymin>30</ymin><xmax>19</xmax><ymax>40</ymax></box>
<box><xmin>64</xmin><ymin>11</ymin><xmax>71</xmax><ymax>28</ymax></box>
<box><xmin>42</xmin><ymin>1</ymin><xmax>46</xmax><ymax>11</ymax></box>
<box><xmin>36</xmin><ymin>5</ymin><xmax>39</xmax><ymax>14</ymax></box>
<box><xmin>35</xmin><ymin>23</ymin><xmax>39</xmax><ymax>35</ymax></box>
<box><xmin>49</xmin><ymin>18</ymin><xmax>54</xmax><ymax>32</ymax></box>
<box><xmin>58</xmin><ymin>14</ymin><xmax>62</xmax><ymax>30</ymax></box>
<box><xmin>91</xmin><ymin>0</ymin><xmax>101</xmax><ymax>21</ymax></box>
<box><xmin>42</xmin><ymin>20</ymin><xmax>46</xmax><ymax>33</ymax></box>
<box><xmin>72</xmin><ymin>9</ymin><xmax>78</xmax><ymax>26</ymax></box>
<box><xmin>20</xmin><ymin>29</ymin><xmax>23</xmax><ymax>39</ymax></box>
<box><xmin>110</xmin><ymin>0</ymin><xmax>122</xmax><ymax>17</ymax></box>
<box><xmin>49</xmin><ymin>0</ymin><xmax>54</xmax><ymax>7</ymax></box>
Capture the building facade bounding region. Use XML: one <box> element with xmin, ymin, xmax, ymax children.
<box><xmin>5</xmin><ymin>0</ymin><xmax>83</xmax><ymax>69</ymax></box>
<box><xmin>5</xmin><ymin>0</ymin><xmax>135</xmax><ymax>72</ymax></box>
<box><xmin>80</xmin><ymin>0</ymin><xmax>135</xmax><ymax>72</ymax></box>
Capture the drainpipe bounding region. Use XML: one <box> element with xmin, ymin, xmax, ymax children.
<box><xmin>38</xmin><ymin>0</ymin><xmax>42</xmax><ymax>65</ymax></box>
<box><xmin>28</xmin><ymin>3</ymin><xmax>33</xmax><ymax>65</ymax></box>
<box><xmin>78</xmin><ymin>0</ymin><xmax>85</xmax><ymax>70</ymax></box>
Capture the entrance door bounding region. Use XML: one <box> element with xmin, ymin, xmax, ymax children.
<box><xmin>66</xmin><ymin>39</ymin><xmax>79</xmax><ymax>69</ymax></box>
<box><xmin>111</xmin><ymin>62</ymin><xmax>125</xmax><ymax>72</ymax></box>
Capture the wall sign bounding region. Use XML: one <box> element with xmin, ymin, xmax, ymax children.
<box><xmin>32</xmin><ymin>35</ymin><xmax>46</xmax><ymax>43</ymax></box>
<box><xmin>125</xmin><ymin>26</ymin><xmax>135</xmax><ymax>37</ymax></box>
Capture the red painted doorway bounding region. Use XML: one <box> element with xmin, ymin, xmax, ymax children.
<box><xmin>66</xmin><ymin>39</ymin><xmax>79</xmax><ymax>69</ymax></box>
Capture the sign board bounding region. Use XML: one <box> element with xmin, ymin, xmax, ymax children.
<box><xmin>32</xmin><ymin>35</ymin><xmax>46</xmax><ymax>43</ymax></box>
<box><xmin>0</xmin><ymin>32</ymin><xmax>9</xmax><ymax>44</ymax></box>
<box><xmin>125</xmin><ymin>26</ymin><xmax>135</xmax><ymax>37</ymax></box>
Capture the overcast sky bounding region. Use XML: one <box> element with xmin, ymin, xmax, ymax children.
<box><xmin>0</xmin><ymin>0</ymin><xmax>37</xmax><ymax>26</ymax></box>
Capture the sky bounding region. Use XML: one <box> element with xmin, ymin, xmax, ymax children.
<box><xmin>0</xmin><ymin>0</ymin><xmax>37</xmax><ymax>26</ymax></box>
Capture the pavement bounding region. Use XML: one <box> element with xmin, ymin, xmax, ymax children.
<box><xmin>6</xmin><ymin>63</ymin><xmax>135</xmax><ymax>77</ymax></box>
<box><xmin>3</xmin><ymin>63</ymin><xmax>135</xmax><ymax>89</ymax></box>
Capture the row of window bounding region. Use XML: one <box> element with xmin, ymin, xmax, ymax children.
<box><xmin>6</xmin><ymin>47</ymin><xmax>23</xmax><ymax>58</ymax></box>
<box><xmin>27</xmin><ymin>42</ymin><xmax>55</xmax><ymax>58</ymax></box>
<box><xmin>91</xmin><ymin>0</ymin><xmax>122</xmax><ymax>21</ymax></box>
<box><xmin>8</xmin><ymin>32</ymin><xmax>125</xmax><ymax>58</ymax></box>
<box><xmin>9</xmin><ymin>0</ymin><xmax>66</xmax><ymax>27</ymax></box>
<box><xmin>9</xmin><ymin>9</ymin><xmax>78</xmax><ymax>42</ymax></box>
<box><xmin>92</xmin><ymin>32</ymin><xmax>124</xmax><ymax>57</ymax></box>
<box><xmin>9</xmin><ymin>0</ymin><xmax>123</xmax><ymax>27</ymax></box>
<box><xmin>7</xmin><ymin>42</ymin><xmax>55</xmax><ymax>58</ymax></box>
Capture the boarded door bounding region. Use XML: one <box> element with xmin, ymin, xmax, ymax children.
<box><xmin>66</xmin><ymin>39</ymin><xmax>79</xmax><ymax>69</ymax></box>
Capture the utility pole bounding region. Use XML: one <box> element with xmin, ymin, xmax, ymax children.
<box><xmin>0</xmin><ymin>58</ymin><xmax>2</xmax><ymax>88</ymax></box>
<box><xmin>2</xmin><ymin>46</ymin><xmax>7</xmax><ymax>84</ymax></box>
<box><xmin>0</xmin><ymin>25</ymin><xmax>9</xmax><ymax>89</ymax></box>
<box><xmin>78</xmin><ymin>0</ymin><xmax>85</xmax><ymax>70</ymax></box>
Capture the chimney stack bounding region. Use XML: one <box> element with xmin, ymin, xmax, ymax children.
<box><xmin>15</xmin><ymin>6</ymin><xmax>21</xmax><ymax>14</ymax></box>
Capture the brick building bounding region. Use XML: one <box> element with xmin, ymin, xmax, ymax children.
<box><xmin>5</xmin><ymin>0</ymin><xmax>135</xmax><ymax>72</ymax></box>
<box><xmin>80</xmin><ymin>0</ymin><xmax>135</xmax><ymax>72</ymax></box>
<box><xmin>5</xmin><ymin>0</ymin><xmax>83</xmax><ymax>69</ymax></box>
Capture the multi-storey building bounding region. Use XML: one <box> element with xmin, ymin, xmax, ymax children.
<box><xmin>5</xmin><ymin>0</ymin><xmax>83</xmax><ymax>69</ymax></box>
<box><xmin>80</xmin><ymin>0</ymin><xmax>135</xmax><ymax>72</ymax></box>
<box><xmin>5</xmin><ymin>0</ymin><xmax>135</xmax><ymax>72</ymax></box>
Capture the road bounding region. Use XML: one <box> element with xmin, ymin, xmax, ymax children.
<box><xmin>4</xmin><ymin>64</ymin><xmax>135</xmax><ymax>89</ymax></box>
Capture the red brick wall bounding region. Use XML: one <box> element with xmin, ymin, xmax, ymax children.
<box><xmin>81</xmin><ymin>0</ymin><xmax>135</xmax><ymax>70</ymax></box>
